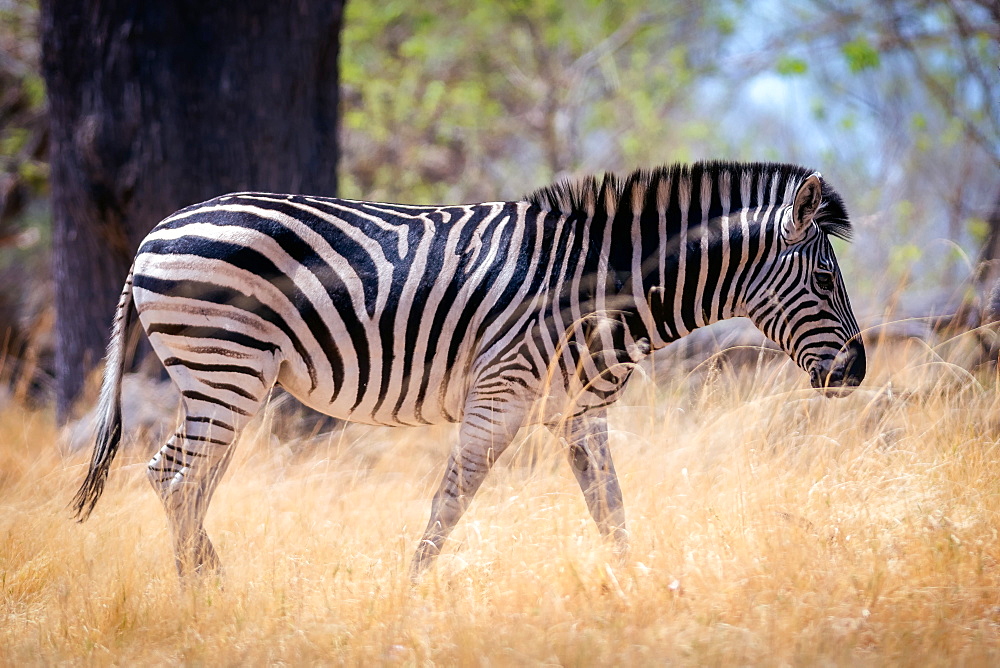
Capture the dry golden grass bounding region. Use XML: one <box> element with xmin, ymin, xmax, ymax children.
<box><xmin>3</xmin><ymin>337</ymin><xmax>1000</xmax><ymax>665</ymax></box>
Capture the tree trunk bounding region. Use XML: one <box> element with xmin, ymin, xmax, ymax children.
<box><xmin>41</xmin><ymin>1</ymin><xmax>344</xmax><ymax>419</ymax></box>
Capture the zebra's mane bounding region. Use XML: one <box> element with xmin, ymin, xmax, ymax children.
<box><xmin>523</xmin><ymin>161</ymin><xmax>852</xmax><ymax>241</ymax></box>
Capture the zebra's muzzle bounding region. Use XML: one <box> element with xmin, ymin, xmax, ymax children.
<box><xmin>809</xmin><ymin>338</ymin><xmax>866</xmax><ymax>395</ymax></box>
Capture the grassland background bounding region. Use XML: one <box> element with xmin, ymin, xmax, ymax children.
<box><xmin>2</xmin><ymin>336</ymin><xmax>1000</xmax><ymax>666</ymax></box>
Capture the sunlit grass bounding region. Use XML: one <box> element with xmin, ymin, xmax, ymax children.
<box><xmin>2</xmin><ymin>336</ymin><xmax>1000</xmax><ymax>664</ymax></box>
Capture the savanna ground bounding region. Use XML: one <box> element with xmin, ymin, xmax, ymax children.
<box><xmin>3</xmin><ymin>336</ymin><xmax>1000</xmax><ymax>665</ymax></box>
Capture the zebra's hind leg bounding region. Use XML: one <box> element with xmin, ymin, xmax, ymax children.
<box><xmin>548</xmin><ymin>410</ymin><xmax>629</xmax><ymax>562</ymax></box>
<box><xmin>410</xmin><ymin>397</ymin><xmax>525</xmax><ymax>581</ymax></box>
<box><xmin>146</xmin><ymin>407</ymin><xmax>246</xmax><ymax>581</ymax></box>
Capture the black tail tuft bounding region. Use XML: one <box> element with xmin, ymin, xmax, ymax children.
<box><xmin>71</xmin><ymin>409</ymin><xmax>122</xmax><ymax>521</ymax></box>
<box><xmin>71</xmin><ymin>265</ymin><xmax>135</xmax><ymax>521</ymax></box>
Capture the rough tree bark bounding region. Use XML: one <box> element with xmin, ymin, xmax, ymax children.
<box><xmin>41</xmin><ymin>2</ymin><xmax>344</xmax><ymax>419</ymax></box>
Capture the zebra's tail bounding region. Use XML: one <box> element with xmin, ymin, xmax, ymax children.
<box><xmin>72</xmin><ymin>264</ymin><xmax>136</xmax><ymax>521</ymax></box>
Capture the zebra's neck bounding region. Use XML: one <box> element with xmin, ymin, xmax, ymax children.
<box><xmin>530</xmin><ymin>165</ymin><xmax>789</xmax><ymax>353</ymax></box>
<box><xmin>639</xmin><ymin>202</ymin><xmax>772</xmax><ymax>350</ymax></box>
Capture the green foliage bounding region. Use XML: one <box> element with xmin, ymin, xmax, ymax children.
<box><xmin>340</xmin><ymin>0</ymin><xmax>734</xmax><ymax>203</ymax></box>
<box><xmin>967</xmin><ymin>217</ymin><xmax>989</xmax><ymax>246</ymax></box>
<box><xmin>0</xmin><ymin>129</ymin><xmax>30</xmax><ymax>158</ymax></box>
<box><xmin>714</xmin><ymin>13</ymin><xmax>736</xmax><ymax>37</ymax></box>
<box><xmin>0</xmin><ymin>0</ymin><xmax>49</xmax><ymax>234</ymax></box>
<box><xmin>775</xmin><ymin>55</ymin><xmax>808</xmax><ymax>76</ymax></box>
<box><xmin>764</xmin><ymin>0</ymin><xmax>1000</xmax><ymax>301</ymax></box>
<box><xmin>841</xmin><ymin>37</ymin><xmax>880</xmax><ymax>73</ymax></box>
<box><xmin>17</xmin><ymin>160</ymin><xmax>48</xmax><ymax>192</ymax></box>
<box><xmin>888</xmin><ymin>242</ymin><xmax>923</xmax><ymax>280</ymax></box>
<box><xmin>21</xmin><ymin>73</ymin><xmax>45</xmax><ymax>109</ymax></box>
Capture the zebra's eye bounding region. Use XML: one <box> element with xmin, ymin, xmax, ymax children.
<box><xmin>815</xmin><ymin>271</ymin><xmax>835</xmax><ymax>292</ymax></box>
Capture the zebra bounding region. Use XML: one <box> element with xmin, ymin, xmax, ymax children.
<box><xmin>72</xmin><ymin>161</ymin><xmax>866</xmax><ymax>580</ymax></box>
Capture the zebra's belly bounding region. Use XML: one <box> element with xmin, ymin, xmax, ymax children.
<box><xmin>274</xmin><ymin>347</ymin><xmax>475</xmax><ymax>427</ymax></box>
<box><xmin>274</xmin><ymin>331</ymin><xmax>642</xmax><ymax>429</ymax></box>
<box><xmin>278</xmin><ymin>383</ymin><xmax>468</xmax><ymax>427</ymax></box>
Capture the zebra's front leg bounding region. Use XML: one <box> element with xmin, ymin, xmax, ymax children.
<box><xmin>549</xmin><ymin>410</ymin><xmax>629</xmax><ymax>562</ymax></box>
<box><xmin>410</xmin><ymin>401</ymin><xmax>523</xmax><ymax>581</ymax></box>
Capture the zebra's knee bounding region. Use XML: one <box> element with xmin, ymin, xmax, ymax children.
<box><xmin>146</xmin><ymin>445</ymin><xmax>189</xmax><ymax>499</ymax></box>
<box><xmin>147</xmin><ymin>447</ymin><xmax>170</xmax><ymax>487</ymax></box>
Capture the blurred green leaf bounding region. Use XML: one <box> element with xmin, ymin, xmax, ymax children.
<box><xmin>842</xmin><ymin>37</ymin><xmax>880</xmax><ymax>73</ymax></box>
<box><xmin>775</xmin><ymin>55</ymin><xmax>808</xmax><ymax>76</ymax></box>
<box><xmin>968</xmin><ymin>217</ymin><xmax>988</xmax><ymax>244</ymax></box>
<box><xmin>1</xmin><ymin>129</ymin><xmax>29</xmax><ymax>157</ymax></box>
<box><xmin>896</xmin><ymin>199</ymin><xmax>915</xmax><ymax>220</ymax></box>
<box><xmin>810</xmin><ymin>98</ymin><xmax>827</xmax><ymax>121</ymax></box>
<box><xmin>23</xmin><ymin>75</ymin><xmax>45</xmax><ymax>110</ymax></box>
<box><xmin>18</xmin><ymin>161</ymin><xmax>49</xmax><ymax>191</ymax></box>
<box><xmin>715</xmin><ymin>14</ymin><xmax>736</xmax><ymax>36</ymax></box>
<box><xmin>889</xmin><ymin>242</ymin><xmax>923</xmax><ymax>273</ymax></box>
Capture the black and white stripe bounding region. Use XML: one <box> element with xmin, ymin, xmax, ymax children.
<box><xmin>73</xmin><ymin>161</ymin><xmax>866</xmax><ymax>579</ymax></box>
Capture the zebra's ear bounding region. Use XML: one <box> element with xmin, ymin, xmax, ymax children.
<box><xmin>784</xmin><ymin>172</ymin><xmax>823</xmax><ymax>242</ymax></box>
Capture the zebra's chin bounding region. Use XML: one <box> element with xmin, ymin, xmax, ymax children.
<box><xmin>813</xmin><ymin>383</ymin><xmax>860</xmax><ymax>398</ymax></box>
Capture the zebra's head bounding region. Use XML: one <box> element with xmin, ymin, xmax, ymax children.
<box><xmin>743</xmin><ymin>172</ymin><xmax>866</xmax><ymax>393</ymax></box>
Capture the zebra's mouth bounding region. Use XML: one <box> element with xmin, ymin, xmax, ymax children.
<box><xmin>808</xmin><ymin>339</ymin><xmax>866</xmax><ymax>396</ymax></box>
